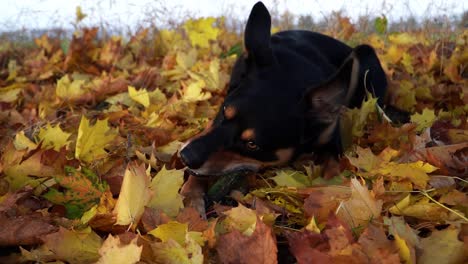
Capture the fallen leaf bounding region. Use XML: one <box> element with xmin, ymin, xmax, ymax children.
<box><xmin>336</xmin><ymin>178</ymin><xmax>382</xmax><ymax>232</ymax></box>
<box><xmin>36</xmin><ymin>123</ymin><xmax>71</xmax><ymax>151</ymax></box>
<box><xmin>44</xmin><ymin>166</ymin><xmax>108</xmax><ymax>219</ymax></box>
<box><xmin>410</xmin><ymin>108</ymin><xmax>437</xmax><ymax>132</ymax></box>
<box><xmin>385</xmin><ymin>216</ymin><xmax>419</xmax><ymax>264</ymax></box>
<box><xmin>358</xmin><ymin>224</ymin><xmax>400</xmax><ymax>264</ymax></box>
<box><xmin>222</xmin><ymin>204</ymin><xmax>258</xmax><ymax>236</ymax></box>
<box><xmin>183</xmin><ymin>17</ymin><xmax>220</xmax><ymax>48</ymax></box>
<box><xmin>216</xmin><ymin>217</ymin><xmax>277</xmax><ymax>264</ymax></box>
<box><xmin>0</xmin><ymin>214</ymin><xmax>58</xmax><ymax>246</ymax></box>
<box><xmin>24</xmin><ymin>226</ymin><xmax>103</xmax><ymax>264</ymax></box>
<box><xmin>114</xmin><ymin>162</ymin><xmax>152</xmax><ymax>228</ymax></box>
<box><xmin>419</xmin><ymin>225</ymin><xmax>465</xmax><ymax>264</ymax></box>
<box><xmin>148</xmin><ymin>166</ymin><xmax>184</xmax><ymax>218</ymax></box>
<box><xmin>128</xmin><ymin>85</ymin><xmax>150</xmax><ymax>108</ymax></box>
<box><xmin>75</xmin><ymin>116</ymin><xmax>119</xmax><ymax>163</ymax></box>
<box><xmin>150</xmin><ymin>234</ymin><xmax>204</xmax><ymax>264</ymax></box>
<box><xmin>272</xmin><ymin>169</ymin><xmax>311</xmax><ymax>188</ymax></box>
<box><xmin>96</xmin><ymin>235</ymin><xmax>142</xmax><ymax>264</ymax></box>
<box><xmin>13</xmin><ymin>131</ymin><xmax>38</xmax><ymax>151</ymax></box>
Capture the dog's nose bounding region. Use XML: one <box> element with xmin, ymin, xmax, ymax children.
<box><xmin>179</xmin><ymin>146</ymin><xmax>204</xmax><ymax>169</ymax></box>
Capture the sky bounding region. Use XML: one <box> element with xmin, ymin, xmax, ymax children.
<box><xmin>0</xmin><ymin>0</ymin><xmax>465</xmax><ymax>32</ymax></box>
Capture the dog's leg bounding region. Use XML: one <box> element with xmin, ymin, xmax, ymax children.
<box><xmin>180</xmin><ymin>175</ymin><xmax>208</xmax><ymax>218</ymax></box>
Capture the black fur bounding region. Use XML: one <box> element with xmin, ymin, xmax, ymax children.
<box><xmin>179</xmin><ymin>2</ymin><xmax>387</xmax><ymax>175</ymax></box>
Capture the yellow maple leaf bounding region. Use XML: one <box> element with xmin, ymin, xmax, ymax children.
<box><xmin>148</xmin><ymin>166</ymin><xmax>184</xmax><ymax>217</ymax></box>
<box><xmin>374</xmin><ymin>161</ymin><xmax>435</xmax><ymax>188</ymax></box>
<box><xmin>223</xmin><ymin>204</ymin><xmax>258</xmax><ymax>236</ymax></box>
<box><xmin>271</xmin><ymin>169</ymin><xmax>311</xmax><ymax>188</ymax></box>
<box><xmin>160</xmin><ymin>50</ymin><xmax>198</xmax><ymax>81</ymax></box>
<box><xmin>419</xmin><ymin>226</ymin><xmax>465</xmax><ymax>264</ymax></box>
<box><xmin>401</xmin><ymin>52</ymin><xmax>414</xmax><ymax>74</ymax></box>
<box><xmin>342</xmin><ymin>96</ymin><xmax>378</xmax><ymax>138</ymax></box>
<box><xmin>151</xmin><ymin>234</ymin><xmax>204</xmax><ymax>264</ymax></box>
<box><xmin>13</xmin><ymin>131</ymin><xmax>38</xmax><ymax>151</ymax></box>
<box><xmin>56</xmin><ymin>74</ymin><xmax>87</xmax><ymax>100</ymax></box>
<box><xmin>155</xmin><ymin>140</ymin><xmax>183</xmax><ymax>162</ymax></box>
<box><xmin>128</xmin><ymin>86</ymin><xmax>150</xmax><ymax>107</ymax></box>
<box><xmin>156</xmin><ymin>29</ymin><xmax>185</xmax><ymax>53</ymax></box>
<box><xmin>410</xmin><ymin>108</ymin><xmax>437</xmax><ymax>132</ymax></box>
<box><xmin>149</xmin><ymin>221</ymin><xmax>188</xmax><ymax>245</ymax></box>
<box><xmin>21</xmin><ymin>227</ymin><xmax>103</xmax><ymax>263</ymax></box>
<box><xmin>347</xmin><ymin>147</ymin><xmax>398</xmax><ymax>172</ymax></box>
<box><xmin>388</xmin><ymin>32</ymin><xmax>419</xmax><ymax>46</ymax></box>
<box><xmin>189</xmin><ymin>58</ymin><xmax>230</xmax><ymax>92</ymax></box>
<box><xmin>389</xmin><ymin>195</ymin><xmax>463</xmax><ymax>221</ymax></box>
<box><xmin>383</xmin><ymin>45</ymin><xmax>404</xmax><ymax>64</ymax></box>
<box><xmin>347</xmin><ymin>147</ymin><xmax>437</xmax><ymax>189</ymax></box>
<box><xmin>75</xmin><ymin>116</ymin><xmax>118</xmax><ymax>163</ymax></box>
<box><xmin>177</xmin><ymin>49</ymin><xmax>198</xmax><ymax>70</ymax></box>
<box><xmin>113</xmin><ymin>162</ymin><xmax>152</xmax><ymax>228</ymax></box>
<box><xmin>37</xmin><ymin>123</ymin><xmax>71</xmax><ymax>151</ymax></box>
<box><xmin>183</xmin><ymin>17</ymin><xmax>220</xmax><ymax>48</ymax></box>
<box><xmin>182</xmin><ymin>80</ymin><xmax>211</xmax><ymax>102</ymax></box>
<box><xmin>2</xmin><ymin>144</ymin><xmax>63</xmax><ymax>190</ymax></box>
<box><xmin>395</xmin><ymin>80</ymin><xmax>417</xmax><ymax>111</ymax></box>
<box><xmin>0</xmin><ymin>83</ymin><xmax>22</xmax><ymax>103</ymax></box>
<box><xmin>96</xmin><ymin>235</ymin><xmax>142</xmax><ymax>264</ymax></box>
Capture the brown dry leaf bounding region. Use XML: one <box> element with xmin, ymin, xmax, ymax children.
<box><xmin>358</xmin><ymin>225</ymin><xmax>400</xmax><ymax>264</ymax></box>
<box><xmin>0</xmin><ymin>213</ymin><xmax>58</xmax><ymax>246</ymax></box>
<box><xmin>336</xmin><ymin>178</ymin><xmax>382</xmax><ymax>232</ymax></box>
<box><xmin>216</xmin><ymin>217</ymin><xmax>277</xmax><ymax>264</ymax></box>
<box><xmin>176</xmin><ymin>207</ymin><xmax>209</xmax><ymax>232</ymax></box>
<box><xmin>285</xmin><ymin>230</ymin><xmax>331</xmax><ymax>264</ymax></box>
<box><xmin>405</xmin><ymin>142</ymin><xmax>468</xmax><ymax>177</ymax></box>
<box><xmin>303</xmin><ymin>188</ymin><xmax>348</xmax><ymax>224</ymax></box>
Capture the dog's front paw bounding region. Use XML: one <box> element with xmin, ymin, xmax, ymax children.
<box><xmin>180</xmin><ymin>175</ymin><xmax>208</xmax><ymax>219</ymax></box>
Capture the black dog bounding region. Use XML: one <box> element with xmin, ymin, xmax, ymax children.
<box><xmin>180</xmin><ymin>2</ymin><xmax>387</xmax><ymax>177</ymax></box>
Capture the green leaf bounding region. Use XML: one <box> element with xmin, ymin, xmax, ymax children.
<box><xmin>374</xmin><ymin>16</ymin><xmax>388</xmax><ymax>35</ymax></box>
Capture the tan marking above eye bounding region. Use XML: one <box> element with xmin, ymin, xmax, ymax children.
<box><xmin>224</xmin><ymin>105</ymin><xmax>237</xmax><ymax>120</ymax></box>
<box><xmin>241</xmin><ymin>128</ymin><xmax>255</xmax><ymax>141</ymax></box>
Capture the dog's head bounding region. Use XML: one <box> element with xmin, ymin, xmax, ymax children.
<box><xmin>179</xmin><ymin>2</ymin><xmax>373</xmax><ymax>176</ymax></box>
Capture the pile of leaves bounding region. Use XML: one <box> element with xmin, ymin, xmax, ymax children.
<box><xmin>0</xmin><ymin>9</ymin><xmax>467</xmax><ymax>264</ymax></box>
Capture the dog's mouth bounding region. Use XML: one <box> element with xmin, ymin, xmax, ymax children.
<box><xmin>186</xmin><ymin>163</ymin><xmax>259</xmax><ymax>178</ymax></box>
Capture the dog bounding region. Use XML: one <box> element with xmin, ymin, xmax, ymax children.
<box><xmin>178</xmin><ymin>2</ymin><xmax>387</xmax><ymax>205</ymax></box>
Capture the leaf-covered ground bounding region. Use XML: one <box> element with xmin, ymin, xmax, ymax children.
<box><xmin>0</xmin><ymin>12</ymin><xmax>467</xmax><ymax>264</ymax></box>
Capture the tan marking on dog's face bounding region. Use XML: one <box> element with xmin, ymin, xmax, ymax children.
<box><xmin>275</xmin><ymin>148</ymin><xmax>294</xmax><ymax>163</ymax></box>
<box><xmin>241</xmin><ymin>128</ymin><xmax>256</xmax><ymax>141</ymax></box>
<box><xmin>224</xmin><ymin>106</ymin><xmax>237</xmax><ymax>120</ymax></box>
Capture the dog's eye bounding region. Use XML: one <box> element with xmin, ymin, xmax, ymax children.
<box><xmin>245</xmin><ymin>141</ymin><xmax>259</xmax><ymax>151</ymax></box>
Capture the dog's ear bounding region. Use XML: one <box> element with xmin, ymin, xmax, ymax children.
<box><xmin>244</xmin><ymin>2</ymin><xmax>274</xmax><ymax>66</ymax></box>
<box><xmin>304</xmin><ymin>52</ymin><xmax>360</xmax><ymax>145</ymax></box>
<box><xmin>307</xmin><ymin>52</ymin><xmax>360</xmax><ymax>120</ymax></box>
